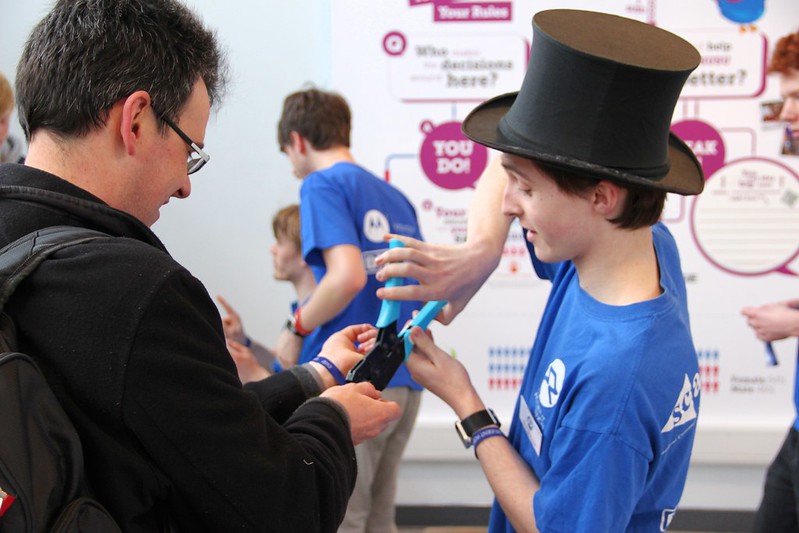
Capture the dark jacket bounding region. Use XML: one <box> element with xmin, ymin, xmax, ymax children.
<box><xmin>0</xmin><ymin>164</ymin><xmax>356</xmax><ymax>532</ymax></box>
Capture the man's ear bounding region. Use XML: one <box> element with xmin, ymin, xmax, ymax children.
<box><xmin>593</xmin><ymin>180</ymin><xmax>625</xmax><ymax>218</ymax></box>
<box><xmin>120</xmin><ymin>90</ymin><xmax>153</xmax><ymax>156</ymax></box>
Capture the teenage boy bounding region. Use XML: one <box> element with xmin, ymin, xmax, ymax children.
<box><xmin>219</xmin><ymin>204</ymin><xmax>318</xmax><ymax>381</ymax></box>
<box><xmin>393</xmin><ymin>9</ymin><xmax>705</xmax><ymax>532</ymax></box>
<box><xmin>277</xmin><ymin>87</ymin><xmax>424</xmax><ymax>532</ymax></box>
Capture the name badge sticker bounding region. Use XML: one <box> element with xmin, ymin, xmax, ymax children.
<box><xmin>519</xmin><ymin>396</ymin><xmax>543</xmax><ymax>456</ymax></box>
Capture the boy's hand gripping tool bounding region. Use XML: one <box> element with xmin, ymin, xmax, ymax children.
<box><xmin>346</xmin><ymin>239</ymin><xmax>446</xmax><ymax>390</ymax></box>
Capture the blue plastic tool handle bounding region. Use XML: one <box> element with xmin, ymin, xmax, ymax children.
<box><xmin>400</xmin><ymin>299</ymin><xmax>447</xmax><ymax>359</ymax></box>
<box><xmin>375</xmin><ymin>239</ymin><xmax>405</xmax><ymax>328</ymax></box>
<box><xmin>765</xmin><ymin>342</ymin><xmax>778</xmax><ymax>366</ymax></box>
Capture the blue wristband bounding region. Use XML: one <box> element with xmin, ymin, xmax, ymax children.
<box><xmin>472</xmin><ymin>426</ymin><xmax>504</xmax><ymax>457</ymax></box>
<box><xmin>312</xmin><ymin>356</ymin><xmax>347</xmax><ymax>386</ymax></box>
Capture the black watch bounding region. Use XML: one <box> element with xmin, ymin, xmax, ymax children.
<box><xmin>455</xmin><ymin>408</ymin><xmax>500</xmax><ymax>448</ymax></box>
<box><xmin>284</xmin><ymin>315</ymin><xmax>306</xmax><ymax>338</ymax></box>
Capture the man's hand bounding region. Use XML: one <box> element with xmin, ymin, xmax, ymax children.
<box><xmin>217</xmin><ymin>295</ymin><xmax>247</xmax><ymax>344</ymax></box>
<box><xmin>742</xmin><ymin>300</ymin><xmax>799</xmax><ymax>342</ymax></box>
<box><xmin>311</xmin><ymin>324</ymin><xmax>375</xmax><ymax>383</ymax></box>
<box><xmin>321</xmin><ymin>382</ymin><xmax>402</xmax><ymax>445</ymax></box>
<box><xmin>355</xmin><ymin>326</ymin><xmax>378</xmax><ymax>354</ymax></box>
<box><xmin>374</xmin><ymin>235</ymin><xmax>501</xmax><ymax>325</ymax></box>
<box><xmin>374</xmin><ymin>157</ymin><xmax>511</xmax><ymax>325</ymax></box>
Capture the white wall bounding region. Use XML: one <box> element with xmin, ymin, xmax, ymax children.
<box><xmin>0</xmin><ymin>0</ymin><xmax>781</xmax><ymax>512</ymax></box>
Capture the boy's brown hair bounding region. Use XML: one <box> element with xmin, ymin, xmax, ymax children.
<box><xmin>538</xmin><ymin>161</ymin><xmax>666</xmax><ymax>229</ymax></box>
<box><xmin>768</xmin><ymin>30</ymin><xmax>799</xmax><ymax>74</ymax></box>
<box><xmin>277</xmin><ymin>88</ymin><xmax>351</xmax><ymax>150</ymax></box>
<box><xmin>272</xmin><ymin>204</ymin><xmax>301</xmax><ymax>249</ymax></box>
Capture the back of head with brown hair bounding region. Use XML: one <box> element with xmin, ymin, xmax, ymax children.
<box><xmin>15</xmin><ymin>0</ymin><xmax>228</xmax><ymax>141</ymax></box>
<box><xmin>277</xmin><ymin>87</ymin><xmax>351</xmax><ymax>150</ymax></box>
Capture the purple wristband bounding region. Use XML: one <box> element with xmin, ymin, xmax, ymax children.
<box><xmin>312</xmin><ymin>356</ymin><xmax>347</xmax><ymax>386</ymax></box>
<box><xmin>472</xmin><ymin>426</ymin><xmax>504</xmax><ymax>457</ymax></box>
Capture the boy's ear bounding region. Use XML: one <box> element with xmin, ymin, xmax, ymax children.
<box><xmin>592</xmin><ymin>180</ymin><xmax>625</xmax><ymax>218</ymax></box>
<box><xmin>289</xmin><ymin>131</ymin><xmax>306</xmax><ymax>154</ymax></box>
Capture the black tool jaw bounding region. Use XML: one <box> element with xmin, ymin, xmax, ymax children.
<box><xmin>346</xmin><ymin>323</ymin><xmax>403</xmax><ymax>391</ymax></box>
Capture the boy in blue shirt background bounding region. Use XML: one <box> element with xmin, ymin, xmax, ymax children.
<box><xmin>277</xmin><ymin>87</ymin><xmax>424</xmax><ymax>533</ymax></box>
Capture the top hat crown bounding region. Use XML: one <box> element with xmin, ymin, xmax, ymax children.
<box><xmin>462</xmin><ymin>9</ymin><xmax>704</xmax><ymax>195</ymax></box>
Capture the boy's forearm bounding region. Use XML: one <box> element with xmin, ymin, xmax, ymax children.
<box><xmin>298</xmin><ymin>244</ymin><xmax>366</xmax><ymax>331</ymax></box>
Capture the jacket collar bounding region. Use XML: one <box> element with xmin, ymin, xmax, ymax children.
<box><xmin>0</xmin><ymin>163</ymin><xmax>167</xmax><ymax>252</ymax></box>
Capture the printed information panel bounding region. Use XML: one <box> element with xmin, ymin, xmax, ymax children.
<box><xmin>332</xmin><ymin>0</ymin><xmax>799</xmax><ymax>430</ymax></box>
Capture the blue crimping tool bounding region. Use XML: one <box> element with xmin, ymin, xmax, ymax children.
<box><xmin>347</xmin><ymin>239</ymin><xmax>447</xmax><ymax>390</ymax></box>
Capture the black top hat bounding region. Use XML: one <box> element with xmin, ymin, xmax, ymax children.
<box><xmin>462</xmin><ymin>9</ymin><xmax>704</xmax><ymax>195</ymax></box>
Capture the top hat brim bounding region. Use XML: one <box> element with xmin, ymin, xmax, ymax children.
<box><xmin>462</xmin><ymin>92</ymin><xmax>704</xmax><ymax>196</ymax></box>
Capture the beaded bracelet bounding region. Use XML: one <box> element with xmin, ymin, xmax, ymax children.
<box><xmin>472</xmin><ymin>426</ymin><xmax>504</xmax><ymax>457</ymax></box>
<box><xmin>311</xmin><ymin>356</ymin><xmax>347</xmax><ymax>386</ymax></box>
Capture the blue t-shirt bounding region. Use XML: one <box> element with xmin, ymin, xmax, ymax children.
<box><xmin>488</xmin><ymin>223</ymin><xmax>700</xmax><ymax>533</ymax></box>
<box><xmin>299</xmin><ymin>162</ymin><xmax>423</xmax><ymax>390</ymax></box>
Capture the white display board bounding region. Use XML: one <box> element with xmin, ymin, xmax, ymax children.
<box><xmin>3</xmin><ymin>0</ymin><xmax>798</xmax><ymax>511</ymax></box>
<box><xmin>330</xmin><ymin>0</ymin><xmax>799</xmax><ymax>433</ymax></box>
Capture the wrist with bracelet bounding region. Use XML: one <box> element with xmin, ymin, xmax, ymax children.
<box><xmin>455</xmin><ymin>408</ymin><xmax>504</xmax><ymax>456</ymax></box>
<box><xmin>311</xmin><ymin>356</ymin><xmax>347</xmax><ymax>386</ymax></box>
<box><xmin>286</xmin><ymin>307</ymin><xmax>314</xmax><ymax>338</ymax></box>
<box><xmin>471</xmin><ymin>426</ymin><xmax>504</xmax><ymax>455</ymax></box>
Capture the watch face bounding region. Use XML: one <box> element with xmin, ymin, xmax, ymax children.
<box><xmin>456</xmin><ymin>408</ymin><xmax>500</xmax><ymax>449</ymax></box>
<box><xmin>455</xmin><ymin>420</ymin><xmax>473</xmax><ymax>448</ymax></box>
<box><xmin>461</xmin><ymin>409</ymin><xmax>500</xmax><ymax>435</ymax></box>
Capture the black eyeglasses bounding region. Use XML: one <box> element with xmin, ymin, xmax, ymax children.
<box><xmin>160</xmin><ymin>114</ymin><xmax>210</xmax><ymax>175</ymax></box>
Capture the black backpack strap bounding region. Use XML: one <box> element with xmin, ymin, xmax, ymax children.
<box><xmin>0</xmin><ymin>226</ymin><xmax>123</xmax><ymax>531</ymax></box>
<box><xmin>0</xmin><ymin>225</ymin><xmax>110</xmax><ymax>312</ymax></box>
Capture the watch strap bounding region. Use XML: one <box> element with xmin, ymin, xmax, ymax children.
<box><xmin>460</xmin><ymin>408</ymin><xmax>500</xmax><ymax>436</ymax></box>
<box><xmin>285</xmin><ymin>314</ymin><xmax>307</xmax><ymax>338</ymax></box>
<box><xmin>455</xmin><ymin>408</ymin><xmax>500</xmax><ymax>448</ymax></box>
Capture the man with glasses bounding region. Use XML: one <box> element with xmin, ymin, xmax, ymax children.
<box><xmin>0</xmin><ymin>0</ymin><xmax>400</xmax><ymax>531</ymax></box>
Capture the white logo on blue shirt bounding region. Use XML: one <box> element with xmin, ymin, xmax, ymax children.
<box><xmin>538</xmin><ymin>359</ymin><xmax>565</xmax><ymax>408</ymax></box>
<box><xmin>660</xmin><ymin>508</ymin><xmax>676</xmax><ymax>531</ymax></box>
<box><xmin>363</xmin><ymin>209</ymin><xmax>390</xmax><ymax>243</ymax></box>
<box><xmin>661</xmin><ymin>373</ymin><xmax>701</xmax><ymax>433</ymax></box>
